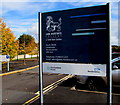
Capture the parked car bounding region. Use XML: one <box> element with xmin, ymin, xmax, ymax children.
<box><xmin>76</xmin><ymin>57</ymin><xmax>120</xmax><ymax>91</ymax></box>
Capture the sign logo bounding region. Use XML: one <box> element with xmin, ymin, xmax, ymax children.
<box><xmin>88</xmin><ymin>67</ymin><xmax>101</xmax><ymax>73</ymax></box>
<box><xmin>46</xmin><ymin>16</ymin><xmax>62</xmax><ymax>32</ymax></box>
<box><xmin>47</xmin><ymin>66</ymin><xmax>61</xmax><ymax>71</ymax></box>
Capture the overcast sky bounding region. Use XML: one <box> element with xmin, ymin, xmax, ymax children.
<box><xmin>1</xmin><ymin>0</ymin><xmax>119</xmax><ymax>45</ymax></box>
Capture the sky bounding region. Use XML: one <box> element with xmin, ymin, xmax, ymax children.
<box><xmin>1</xmin><ymin>0</ymin><xmax>119</xmax><ymax>45</ymax></box>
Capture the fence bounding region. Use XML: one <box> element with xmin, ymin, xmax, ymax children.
<box><xmin>14</xmin><ymin>54</ymin><xmax>39</xmax><ymax>60</ymax></box>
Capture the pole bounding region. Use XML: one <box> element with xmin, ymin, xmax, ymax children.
<box><xmin>8</xmin><ymin>61</ymin><xmax>9</xmax><ymax>72</ymax></box>
<box><xmin>107</xmin><ymin>3</ymin><xmax>112</xmax><ymax>105</ymax></box>
<box><xmin>17</xmin><ymin>55</ymin><xmax>18</xmax><ymax>61</ymax></box>
<box><xmin>109</xmin><ymin>3</ymin><xmax>112</xmax><ymax>105</ymax></box>
<box><xmin>39</xmin><ymin>12</ymin><xmax>44</xmax><ymax>105</ymax></box>
<box><xmin>24</xmin><ymin>35</ymin><xmax>26</xmax><ymax>65</ymax></box>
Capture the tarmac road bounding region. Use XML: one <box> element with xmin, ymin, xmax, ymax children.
<box><xmin>1</xmin><ymin>66</ymin><xmax>120</xmax><ymax>104</ymax></box>
<box><xmin>2</xmin><ymin>67</ymin><xmax>67</xmax><ymax>104</ymax></box>
<box><xmin>31</xmin><ymin>76</ymin><xmax>120</xmax><ymax>105</ymax></box>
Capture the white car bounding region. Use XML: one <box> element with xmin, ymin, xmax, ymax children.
<box><xmin>76</xmin><ymin>57</ymin><xmax>120</xmax><ymax>91</ymax></box>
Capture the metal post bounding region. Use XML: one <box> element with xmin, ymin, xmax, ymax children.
<box><xmin>17</xmin><ymin>54</ymin><xmax>18</xmax><ymax>61</ymax></box>
<box><xmin>8</xmin><ymin>61</ymin><xmax>9</xmax><ymax>72</ymax></box>
<box><xmin>107</xmin><ymin>3</ymin><xmax>112</xmax><ymax>105</ymax></box>
<box><xmin>109</xmin><ymin>3</ymin><xmax>112</xmax><ymax>105</ymax></box>
<box><xmin>39</xmin><ymin>12</ymin><xmax>44</xmax><ymax>104</ymax></box>
<box><xmin>24</xmin><ymin>35</ymin><xmax>26</xmax><ymax>65</ymax></box>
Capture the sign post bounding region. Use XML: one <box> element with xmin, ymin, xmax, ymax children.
<box><xmin>40</xmin><ymin>3</ymin><xmax>111</xmax><ymax>104</ymax></box>
<box><xmin>7</xmin><ymin>61</ymin><xmax>9</xmax><ymax>72</ymax></box>
<box><xmin>6</xmin><ymin>55</ymin><xmax>10</xmax><ymax>72</ymax></box>
<box><xmin>39</xmin><ymin>13</ymin><xmax>44</xmax><ymax>104</ymax></box>
<box><xmin>0</xmin><ymin>55</ymin><xmax>10</xmax><ymax>72</ymax></box>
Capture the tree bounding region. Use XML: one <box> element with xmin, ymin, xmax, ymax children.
<box><xmin>0</xmin><ymin>18</ymin><xmax>18</xmax><ymax>59</ymax></box>
<box><xmin>18</xmin><ymin>34</ymin><xmax>37</xmax><ymax>54</ymax></box>
<box><xmin>28</xmin><ymin>43</ymin><xmax>38</xmax><ymax>55</ymax></box>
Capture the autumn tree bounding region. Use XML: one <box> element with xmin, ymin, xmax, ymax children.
<box><xmin>18</xmin><ymin>34</ymin><xmax>37</xmax><ymax>55</ymax></box>
<box><xmin>0</xmin><ymin>18</ymin><xmax>18</xmax><ymax>59</ymax></box>
<box><xmin>28</xmin><ymin>43</ymin><xmax>39</xmax><ymax>57</ymax></box>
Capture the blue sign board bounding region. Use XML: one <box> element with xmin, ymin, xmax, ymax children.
<box><xmin>40</xmin><ymin>4</ymin><xmax>110</xmax><ymax>104</ymax></box>
<box><xmin>41</xmin><ymin>4</ymin><xmax>109</xmax><ymax>65</ymax></box>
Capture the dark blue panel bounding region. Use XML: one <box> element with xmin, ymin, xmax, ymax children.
<box><xmin>41</xmin><ymin>4</ymin><xmax>109</xmax><ymax>64</ymax></box>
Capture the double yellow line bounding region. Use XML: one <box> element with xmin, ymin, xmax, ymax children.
<box><xmin>22</xmin><ymin>74</ymin><xmax>74</xmax><ymax>105</ymax></box>
<box><xmin>22</xmin><ymin>94</ymin><xmax>40</xmax><ymax>105</ymax></box>
<box><xmin>23</xmin><ymin>73</ymin><xmax>120</xmax><ymax>105</ymax></box>
<box><xmin>0</xmin><ymin>65</ymin><xmax>39</xmax><ymax>76</ymax></box>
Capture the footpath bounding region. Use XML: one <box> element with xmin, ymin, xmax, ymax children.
<box><xmin>2</xmin><ymin>58</ymin><xmax>39</xmax><ymax>73</ymax></box>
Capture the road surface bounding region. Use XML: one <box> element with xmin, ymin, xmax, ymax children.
<box><xmin>1</xmin><ymin>66</ymin><xmax>120</xmax><ymax>105</ymax></box>
<box><xmin>2</xmin><ymin>67</ymin><xmax>66</xmax><ymax>104</ymax></box>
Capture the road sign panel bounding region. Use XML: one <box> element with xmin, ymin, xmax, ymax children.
<box><xmin>40</xmin><ymin>4</ymin><xmax>110</xmax><ymax>76</ymax></box>
<box><xmin>0</xmin><ymin>55</ymin><xmax>10</xmax><ymax>62</ymax></box>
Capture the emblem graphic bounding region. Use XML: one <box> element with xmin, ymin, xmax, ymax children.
<box><xmin>46</xmin><ymin>16</ymin><xmax>62</xmax><ymax>32</ymax></box>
